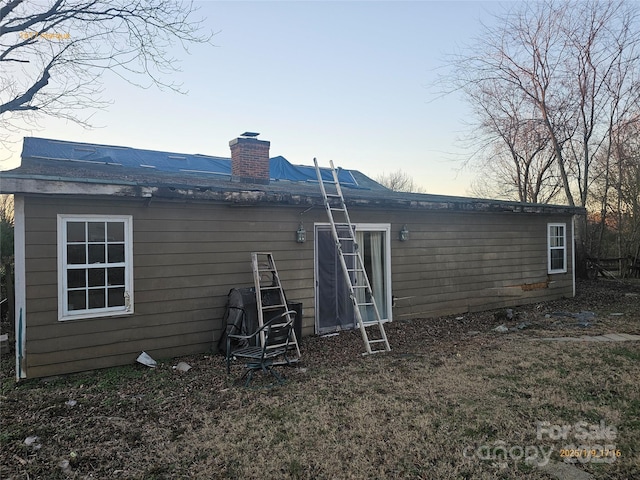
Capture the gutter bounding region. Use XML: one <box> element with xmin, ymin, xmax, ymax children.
<box><xmin>0</xmin><ymin>173</ymin><xmax>585</xmax><ymax>215</ymax></box>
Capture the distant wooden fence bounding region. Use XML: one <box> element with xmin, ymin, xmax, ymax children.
<box><xmin>587</xmin><ymin>256</ymin><xmax>640</xmax><ymax>279</ymax></box>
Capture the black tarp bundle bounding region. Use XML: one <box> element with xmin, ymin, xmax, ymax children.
<box><xmin>217</xmin><ymin>287</ymin><xmax>258</xmax><ymax>355</ymax></box>
<box><xmin>217</xmin><ymin>286</ymin><xmax>291</xmax><ymax>355</ymax></box>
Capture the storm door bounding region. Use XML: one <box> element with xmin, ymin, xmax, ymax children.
<box><xmin>315</xmin><ymin>223</ymin><xmax>392</xmax><ymax>334</ymax></box>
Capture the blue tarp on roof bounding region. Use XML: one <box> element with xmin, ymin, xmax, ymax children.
<box><xmin>21</xmin><ymin>137</ymin><xmax>359</xmax><ymax>187</ymax></box>
<box><xmin>269</xmin><ymin>156</ymin><xmax>358</xmax><ymax>185</ymax></box>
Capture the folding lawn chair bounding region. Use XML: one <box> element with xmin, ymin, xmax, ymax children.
<box><xmin>225</xmin><ymin>310</ymin><xmax>296</xmax><ymax>386</ymax></box>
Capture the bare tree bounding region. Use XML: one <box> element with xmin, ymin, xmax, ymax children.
<box><xmin>449</xmin><ymin>0</ymin><xmax>640</xmax><ymax>209</ymax></box>
<box><xmin>591</xmin><ymin>116</ymin><xmax>640</xmax><ymax>265</ymax></box>
<box><xmin>376</xmin><ymin>169</ymin><xmax>426</xmax><ymax>193</ymax></box>
<box><xmin>443</xmin><ymin>0</ymin><xmax>640</xmax><ymax>274</ymax></box>
<box><xmin>469</xmin><ymin>143</ymin><xmax>562</xmax><ymax>204</ymax></box>
<box><xmin>0</xmin><ymin>0</ymin><xmax>213</xmax><ymax>141</ymax></box>
<box><xmin>464</xmin><ymin>78</ymin><xmax>562</xmax><ymax>203</ymax></box>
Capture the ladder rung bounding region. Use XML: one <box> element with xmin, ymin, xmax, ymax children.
<box><xmin>360</xmin><ymin>320</ymin><xmax>382</xmax><ymax>327</ymax></box>
<box><xmin>368</xmin><ymin>339</ymin><xmax>388</xmax><ymax>344</ymax></box>
<box><xmin>337</xmin><ymin>237</ymin><xmax>354</xmax><ymax>241</ymax></box>
<box><xmin>330</xmin><ymin>207</ymin><xmax>345</xmax><ymax>212</ymax></box>
<box><xmin>262</xmin><ymin>304</ymin><xmax>287</xmax><ymax>310</ymax></box>
<box><xmin>257</xmin><ymin>268</ymin><xmax>276</xmax><ymax>272</ymax></box>
<box><xmin>356</xmin><ymin>302</ymin><xmax>374</xmax><ymax>307</ymax></box>
<box><xmin>259</xmin><ymin>286</ymin><xmax>281</xmax><ymax>290</ymax></box>
<box><xmin>326</xmin><ymin>193</ymin><xmax>341</xmax><ymax>198</ymax></box>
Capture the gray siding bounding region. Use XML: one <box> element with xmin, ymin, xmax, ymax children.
<box><xmin>22</xmin><ymin>195</ymin><xmax>573</xmax><ymax>377</ymax></box>
<box><xmin>24</xmin><ymin>196</ymin><xmax>316</xmax><ymax>378</ymax></box>
<box><xmin>388</xmin><ymin>211</ymin><xmax>573</xmax><ymax>318</ymax></box>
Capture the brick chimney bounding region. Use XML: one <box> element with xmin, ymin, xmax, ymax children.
<box><xmin>229</xmin><ymin>132</ymin><xmax>270</xmax><ymax>184</ymax></box>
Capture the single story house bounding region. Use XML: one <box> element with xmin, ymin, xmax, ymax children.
<box><xmin>1</xmin><ymin>134</ymin><xmax>583</xmax><ymax>379</ymax></box>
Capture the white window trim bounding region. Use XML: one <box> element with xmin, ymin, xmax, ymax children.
<box><xmin>547</xmin><ymin>223</ymin><xmax>567</xmax><ymax>274</ymax></box>
<box><xmin>57</xmin><ymin>214</ymin><xmax>134</xmax><ymax>321</ymax></box>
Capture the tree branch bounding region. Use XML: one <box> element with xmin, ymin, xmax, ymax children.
<box><xmin>0</xmin><ymin>60</ymin><xmax>52</xmax><ymax>113</ymax></box>
<box><xmin>0</xmin><ymin>0</ymin><xmax>214</xmax><ymax>135</ymax></box>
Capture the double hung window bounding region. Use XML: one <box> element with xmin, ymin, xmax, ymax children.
<box><xmin>548</xmin><ymin>223</ymin><xmax>567</xmax><ymax>274</ymax></box>
<box><xmin>58</xmin><ymin>215</ymin><xmax>133</xmax><ymax>320</ymax></box>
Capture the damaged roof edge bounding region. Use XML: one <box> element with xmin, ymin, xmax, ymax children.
<box><xmin>0</xmin><ymin>174</ymin><xmax>585</xmax><ymax>215</ymax></box>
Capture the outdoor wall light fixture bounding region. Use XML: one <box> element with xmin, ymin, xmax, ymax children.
<box><xmin>399</xmin><ymin>225</ymin><xmax>409</xmax><ymax>242</ymax></box>
<box><xmin>296</xmin><ymin>222</ymin><xmax>306</xmax><ymax>243</ymax></box>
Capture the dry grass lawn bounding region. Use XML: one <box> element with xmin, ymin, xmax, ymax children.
<box><xmin>1</xmin><ymin>280</ymin><xmax>639</xmax><ymax>479</ymax></box>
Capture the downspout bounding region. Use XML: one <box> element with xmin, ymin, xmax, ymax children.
<box><xmin>572</xmin><ymin>218</ymin><xmax>576</xmax><ymax>298</ymax></box>
<box><xmin>14</xmin><ymin>195</ymin><xmax>26</xmax><ymax>380</ymax></box>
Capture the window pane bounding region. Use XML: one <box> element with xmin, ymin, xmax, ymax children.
<box><xmin>107</xmin><ymin>222</ymin><xmax>125</xmax><ymax>242</ymax></box>
<box><xmin>88</xmin><ymin>222</ymin><xmax>105</xmax><ymax>242</ymax></box>
<box><xmin>88</xmin><ymin>268</ymin><xmax>106</xmax><ymax>287</ymax></box>
<box><xmin>88</xmin><ymin>244</ymin><xmax>106</xmax><ymax>264</ymax></box>
<box><xmin>67</xmin><ymin>222</ymin><xmax>85</xmax><ymax>242</ymax></box>
<box><xmin>551</xmin><ymin>235</ymin><xmax>564</xmax><ymax>248</ymax></box>
<box><xmin>108</xmin><ymin>287</ymin><xmax>125</xmax><ymax>307</ymax></box>
<box><xmin>88</xmin><ymin>289</ymin><xmax>106</xmax><ymax>308</ymax></box>
<box><xmin>551</xmin><ymin>250</ymin><xmax>564</xmax><ymax>270</ymax></box>
<box><xmin>108</xmin><ymin>244</ymin><xmax>125</xmax><ymax>263</ymax></box>
<box><xmin>67</xmin><ymin>245</ymin><xmax>86</xmax><ymax>264</ymax></box>
<box><xmin>68</xmin><ymin>290</ymin><xmax>86</xmax><ymax>311</ymax></box>
<box><xmin>107</xmin><ymin>267</ymin><xmax>125</xmax><ymax>286</ymax></box>
<box><xmin>67</xmin><ymin>269</ymin><xmax>86</xmax><ymax>288</ymax></box>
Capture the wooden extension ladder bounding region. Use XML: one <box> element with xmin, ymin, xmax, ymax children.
<box><xmin>251</xmin><ymin>252</ymin><xmax>301</xmax><ymax>362</ymax></box>
<box><xmin>313</xmin><ymin>159</ymin><xmax>391</xmax><ymax>355</ymax></box>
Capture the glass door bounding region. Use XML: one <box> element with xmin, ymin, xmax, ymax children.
<box><xmin>315</xmin><ymin>223</ymin><xmax>392</xmax><ymax>333</ymax></box>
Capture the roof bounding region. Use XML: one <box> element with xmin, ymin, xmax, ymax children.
<box><xmin>18</xmin><ymin>137</ymin><xmax>366</xmax><ymax>188</ymax></box>
<box><xmin>1</xmin><ymin>137</ymin><xmax>584</xmax><ymax>215</ymax></box>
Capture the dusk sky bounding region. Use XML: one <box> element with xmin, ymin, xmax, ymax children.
<box><xmin>1</xmin><ymin>1</ymin><xmax>503</xmax><ymax>196</ymax></box>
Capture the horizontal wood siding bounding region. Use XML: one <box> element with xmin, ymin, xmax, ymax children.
<box><xmin>383</xmin><ymin>210</ymin><xmax>574</xmax><ymax>318</ymax></box>
<box><xmin>22</xmin><ymin>195</ymin><xmax>574</xmax><ymax>377</ymax></box>
<box><xmin>23</xmin><ymin>196</ymin><xmax>316</xmax><ymax>378</ymax></box>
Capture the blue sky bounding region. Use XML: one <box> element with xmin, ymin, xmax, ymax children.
<box><xmin>2</xmin><ymin>1</ymin><xmax>502</xmax><ymax>196</ymax></box>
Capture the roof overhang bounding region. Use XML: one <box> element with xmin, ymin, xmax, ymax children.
<box><xmin>1</xmin><ymin>173</ymin><xmax>585</xmax><ymax>215</ymax></box>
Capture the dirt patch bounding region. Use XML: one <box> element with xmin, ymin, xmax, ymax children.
<box><xmin>1</xmin><ymin>279</ymin><xmax>639</xmax><ymax>479</ymax></box>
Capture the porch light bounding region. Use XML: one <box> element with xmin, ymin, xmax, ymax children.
<box><xmin>399</xmin><ymin>225</ymin><xmax>409</xmax><ymax>242</ymax></box>
<box><xmin>296</xmin><ymin>222</ymin><xmax>306</xmax><ymax>243</ymax></box>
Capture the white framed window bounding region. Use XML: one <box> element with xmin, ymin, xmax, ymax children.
<box><xmin>548</xmin><ymin>223</ymin><xmax>567</xmax><ymax>274</ymax></box>
<box><xmin>57</xmin><ymin>215</ymin><xmax>133</xmax><ymax>321</ymax></box>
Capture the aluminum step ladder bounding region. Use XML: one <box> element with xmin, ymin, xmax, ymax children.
<box><xmin>251</xmin><ymin>252</ymin><xmax>301</xmax><ymax>362</ymax></box>
<box><xmin>313</xmin><ymin>159</ymin><xmax>391</xmax><ymax>355</ymax></box>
